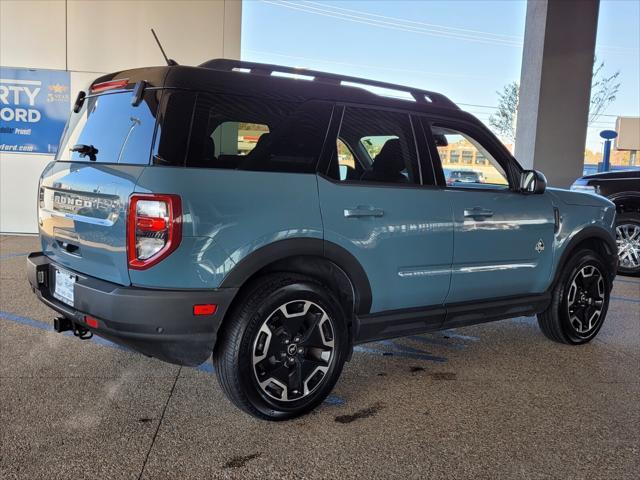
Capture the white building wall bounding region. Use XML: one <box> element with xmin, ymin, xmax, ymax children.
<box><xmin>0</xmin><ymin>0</ymin><xmax>242</xmax><ymax>233</ymax></box>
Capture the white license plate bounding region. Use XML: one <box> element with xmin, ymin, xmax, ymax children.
<box><xmin>53</xmin><ymin>268</ymin><xmax>75</xmax><ymax>307</ymax></box>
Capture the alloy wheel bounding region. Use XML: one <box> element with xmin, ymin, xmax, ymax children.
<box><xmin>566</xmin><ymin>265</ymin><xmax>606</xmax><ymax>335</ymax></box>
<box><xmin>252</xmin><ymin>300</ymin><xmax>335</xmax><ymax>402</ymax></box>
<box><xmin>616</xmin><ymin>223</ymin><xmax>640</xmax><ymax>270</ymax></box>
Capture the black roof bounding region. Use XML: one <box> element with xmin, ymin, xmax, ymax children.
<box><xmin>89</xmin><ymin>58</ymin><xmax>517</xmax><ymax>170</ymax></box>
<box><xmin>92</xmin><ymin>58</ymin><xmax>477</xmax><ymax>121</ymax></box>
<box><xmin>199</xmin><ymin>58</ymin><xmax>459</xmax><ymax>108</ymax></box>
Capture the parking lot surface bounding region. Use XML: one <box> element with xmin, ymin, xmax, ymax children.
<box><xmin>1</xmin><ymin>235</ymin><xmax>638</xmax><ymax>479</ymax></box>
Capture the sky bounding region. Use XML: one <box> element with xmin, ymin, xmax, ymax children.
<box><xmin>241</xmin><ymin>0</ymin><xmax>640</xmax><ymax>152</ymax></box>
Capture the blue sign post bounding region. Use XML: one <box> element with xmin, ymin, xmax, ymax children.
<box><xmin>599</xmin><ymin>129</ymin><xmax>618</xmax><ymax>173</ymax></box>
<box><xmin>0</xmin><ymin>67</ymin><xmax>71</xmax><ymax>155</ymax></box>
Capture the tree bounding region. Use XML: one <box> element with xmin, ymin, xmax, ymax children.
<box><xmin>488</xmin><ymin>81</ymin><xmax>519</xmax><ymax>144</ymax></box>
<box><xmin>489</xmin><ymin>58</ymin><xmax>621</xmax><ymax>143</ymax></box>
<box><xmin>589</xmin><ymin>58</ymin><xmax>621</xmax><ymax>124</ymax></box>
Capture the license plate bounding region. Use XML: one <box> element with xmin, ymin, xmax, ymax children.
<box><xmin>53</xmin><ymin>268</ymin><xmax>75</xmax><ymax>307</ymax></box>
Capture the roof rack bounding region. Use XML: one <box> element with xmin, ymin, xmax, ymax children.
<box><xmin>199</xmin><ymin>58</ymin><xmax>459</xmax><ymax>109</ymax></box>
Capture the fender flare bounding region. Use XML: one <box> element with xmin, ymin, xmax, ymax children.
<box><xmin>552</xmin><ymin>226</ymin><xmax>618</xmax><ymax>287</ymax></box>
<box><xmin>220</xmin><ymin>238</ymin><xmax>373</xmax><ymax>314</ymax></box>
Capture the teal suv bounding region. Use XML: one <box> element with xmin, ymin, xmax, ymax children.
<box><xmin>28</xmin><ymin>59</ymin><xmax>618</xmax><ymax>420</ymax></box>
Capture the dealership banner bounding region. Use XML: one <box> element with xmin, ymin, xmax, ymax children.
<box><xmin>0</xmin><ymin>67</ymin><xmax>70</xmax><ymax>154</ymax></box>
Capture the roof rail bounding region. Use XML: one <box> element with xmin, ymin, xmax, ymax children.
<box><xmin>199</xmin><ymin>58</ymin><xmax>459</xmax><ymax>109</ymax></box>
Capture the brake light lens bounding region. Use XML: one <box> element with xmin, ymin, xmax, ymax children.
<box><xmin>90</xmin><ymin>79</ymin><xmax>129</xmax><ymax>93</ymax></box>
<box><xmin>128</xmin><ymin>194</ymin><xmax>182</xmax><ymax>270</ymax></box>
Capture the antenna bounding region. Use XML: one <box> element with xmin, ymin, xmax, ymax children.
<box><xmin>151</xmin><ymin>28</ymin><xmax>178</xmax><ymax>66</ymax></box>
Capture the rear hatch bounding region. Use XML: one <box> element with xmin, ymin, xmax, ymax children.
<box><xmin>38</xmin><ymin>79</ymin><xmax>162</xmax><ymax>285</ymax></box>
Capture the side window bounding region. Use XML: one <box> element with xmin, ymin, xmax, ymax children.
<box><xmin>186</xmin><ymin>94</ymin><xmax>332</xmax><ymax>172</ymax></box>
<box><xmin>154</xmin><ymin>90</ymin><xmax>196</xmax><ymax>167</ymax></box>
<box><xmin>432</xmin><ymin>125</ymin><xmax>509</xmax><ymax>189</ymax></box>
<box><xmin>212</xmin><ymin>122</ymin><xmax>270</xmax><ymax>157</ymax></box>
<box><xmin>329</xmin><ymin>107</ymin><xmax>419</xmax><ymax>185</ymax></box>
<box><xmin>336</xmin><ymin>138</ymin><xmax>363</xmax><ymax>181</ymax></box>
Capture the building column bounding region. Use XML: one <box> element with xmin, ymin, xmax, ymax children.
<box><xmin>515</xmin><ymin>0</ymin><xmax>600</xmax><ymax>188</ymax></box>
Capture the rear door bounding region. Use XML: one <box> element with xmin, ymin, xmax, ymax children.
<box><xmin>423</xmin><ymin>119</ymin><xmax>555</xmax><ymax>303</ymax></box>
<box><xmin>317</xmin><ymin>105</ymin><xmax>454</xmax><ymax>314</ymax></box>
<box><xmin>38</xmin><ymin>85</ymin><xmax>161</xmax><ymax>285</ymax></box>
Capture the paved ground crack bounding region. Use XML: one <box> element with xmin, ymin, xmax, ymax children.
<box><xmin>137</xmin><ymin>367</ymin><xmax>181</xmax><ymax>480</ymax></box>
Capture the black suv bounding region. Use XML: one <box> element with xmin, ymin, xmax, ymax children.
<box><xmin>572</xmin><ymin>169</ymin><xmax>640</xmax><ymax>275</ymax></box>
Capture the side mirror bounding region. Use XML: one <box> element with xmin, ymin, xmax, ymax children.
<box><xmin>521</xmin><ymin>170</ymin><xmax>547</xmax><ymax>194</ymax></box>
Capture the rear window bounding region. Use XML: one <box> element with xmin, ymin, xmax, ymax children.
<box><xmin>57</xmin><ymin>90</ymin><xmax>159</xmax><ymax>164</ymax></box>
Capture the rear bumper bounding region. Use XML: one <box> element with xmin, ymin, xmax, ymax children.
<box><xmin>27</xmin><ymin>252</ymin><xmax>238</xmax><ymax>366</ymax></box>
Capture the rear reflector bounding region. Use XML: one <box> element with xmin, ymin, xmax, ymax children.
<box><xmin>193</xmin><ymin>304</ymin><xmax>217</xmax><ymax>316</ymax></box>
<box><xmin>90</xmin><ymin>79</ymin><xmax>129</xmax><ymax>93</ymax></box>
<box><xmin>85</xmin><ymin>316</ymin><xmax>99</xmax><ymax>328</ymax></box>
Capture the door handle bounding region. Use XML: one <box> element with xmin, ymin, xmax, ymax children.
<box><xmin>344</xmin><ymin>206</ymin><xmax>384</xmax><ymax>218</ymax></box>
<box><xmin>464</xmin><ymin>207</ymin><xmax>494</xmax><ymax>219</ymax></box>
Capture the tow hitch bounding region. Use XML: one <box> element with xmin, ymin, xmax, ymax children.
<box><xmin>53</xmin><ymin>316</ymin><xmax>72</xmax><ymax>333</ymax></box>
<box><xmin>53</xmin><ymin>317</ymin><xmax>93</xmax><ymax>340</ymax></box>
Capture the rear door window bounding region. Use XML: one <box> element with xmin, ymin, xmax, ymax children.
<box><xmin>327</xmin><ymin>106</ymin><xmax>421</xmax><ymax>185</ymax></box>
<box><xmin>58</xmin><ymin>90</ymin><xmax>159</xmax><ymax>164</ymax></box>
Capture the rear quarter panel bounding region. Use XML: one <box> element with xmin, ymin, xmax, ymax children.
<box><xmin>131</xmin><ymin>168</ymin><xmax>322</xmax><ymax>289</ymax></box>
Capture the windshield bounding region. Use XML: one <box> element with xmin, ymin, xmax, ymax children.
<box><xmin>57</xmin><ymin>90</ymin><xmax>160</xmax><ymax>164</ymax></box>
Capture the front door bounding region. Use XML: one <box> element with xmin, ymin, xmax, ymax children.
<box><xmin>426</xmin><ymin>122</ymin><xmax>555</xmax><ymax>304</ymax></box>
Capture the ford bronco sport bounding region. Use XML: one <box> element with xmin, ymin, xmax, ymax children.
<box><xmin>28</xmin><ymin>59</ymin><xmax>618</xmax><ymax>420</ymax></box>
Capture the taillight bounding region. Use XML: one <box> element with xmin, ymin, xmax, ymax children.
<box><xmin>128</xmin><ymin>194</ymin><xmax>182</xmax><ymax>270</ymax></box>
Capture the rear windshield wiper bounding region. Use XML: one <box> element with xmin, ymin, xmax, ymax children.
<box><xmin>71</xmin><ymin>144</ymin><xmax>99</xmax><ymax>161</ymax></box>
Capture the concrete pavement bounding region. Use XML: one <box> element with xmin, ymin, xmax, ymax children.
<box><xmin>1</xmin><ymin>235</ymin><xmax>638</xmax><ymax>479</ymax></box>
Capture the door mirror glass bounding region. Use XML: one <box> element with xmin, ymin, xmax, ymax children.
<box><xmin>521</xmin><ymin>170</ymin><xmax>547</xmax><ymax>194</ymax></box>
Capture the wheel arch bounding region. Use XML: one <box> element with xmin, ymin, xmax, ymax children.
<box><xmin>552</xmin><ymin>226</ymin><xmax>618</xmax><ymax>289</ymax></box>
<box><xmin>220</xmin><ymin>238</ymin><xmax>373</xmax><ymax>317</ymax></box>
<box><xmin>608</xmin><ymin>192</ymin><xmax>640</xmax><ymax>215</ymax></box>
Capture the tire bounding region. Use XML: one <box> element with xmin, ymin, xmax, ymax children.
<box><xmin>538</xmin><ymin>249</ymin><xmax>611</xmax><ymax>345</ymax></box>
<box><xmin>213</xmin><ymin>273</ymin><xmax>349</xmax><ymax>420</ymax></box>
<box><xmin>615</xmin><ymin>213</ymin><xmax>640</xmax><ymax>277</ymax></box>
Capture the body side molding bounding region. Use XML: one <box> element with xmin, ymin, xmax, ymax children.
<box><xmin>354</xmin><ymin>293</ymin><xmax>551</xmax><ymax>344</ymax></box>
